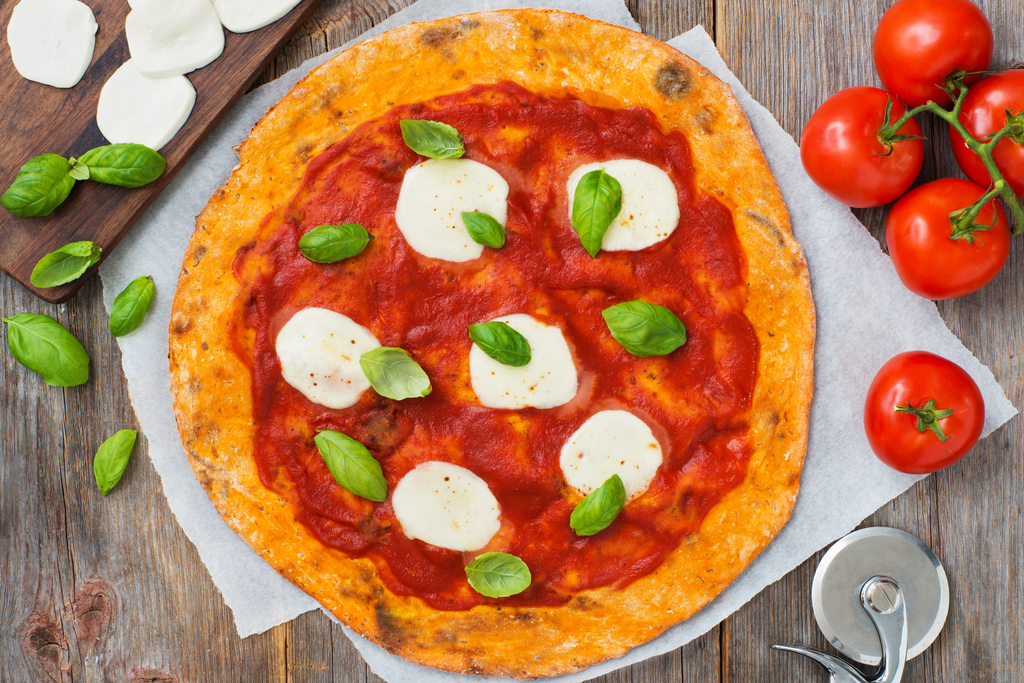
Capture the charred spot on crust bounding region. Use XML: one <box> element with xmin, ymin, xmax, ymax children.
<box><xmin>655</xmin><ymin>62</ymin><xmax>692</xmax><ymax>100</ymax></box>
<box><xmin>531</xmin><ymin>27</ymin><xmax>544</xmax><ymax>41</ymax></box>
<box><xmin>695</xmin><ymin>105</ymin><xmax>719</xmax><ymax>134</ymax></box>
<box><xmin>419</xmin><ymin>18</ymin><xmax>481</xmax><ymax>48</ymax></box>
<box><xmin>170</xmin><ymin>318</ymin><xmax>192</xmax><ymax>335</ymax></box>
<box><xmin>745</xmin><ymin>209</ymin><xmax>784</xmax><ymax>246</ymax></box>
<box><xmin>374</xmin><ymin>604</ymin><xmax>407</xmax><ymax>648</ymax></box>
<box><xmin>191</xmin><ymin>245</ymin><xmax>208</xmax><ymax>267</ymax></box>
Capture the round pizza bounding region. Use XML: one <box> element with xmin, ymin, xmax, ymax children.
<box><xmin>169</xmin><ymin>9</ymin><xmax>814</xmax><ymax>678</ymax></box>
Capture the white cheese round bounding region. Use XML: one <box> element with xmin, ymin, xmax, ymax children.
<box><xmin>275</xmin><ymin>308</ymin><xmax>380</xmax><ymax>409</ymax></box>
<box><xmin>125</xmin><ymin>0</ymin><xmax>225</xmax><ymax>78</ymax></box>
<box><xmin>96</xmin><ymin>60</ymin><xmax>196</xmax><ymax>151</ymax></box>
<box><xmin>392</xmin><ymin>461</ymin><xmax>501</xmax><ymax>552</ymax></box>
<box><xmin>394</xmin><ymin>158</ymin><xmax>509</xmax><ymax>262</ymax></box>
<box><xmin>7</xmin><ymin>0</ymin><xmax>97</xmax><ymax>88</ymax></box>
<box><xmin>567</xmin><ymin>159</ymin><xmax>680</xmax><ymax>251</ymax></box>
<box><xmin>560</xmin><ymin>410</ymin><xmax>663</xmax><ymax>499</ymax></box>
<box><xmin>469</xmin><ymin>314</ymin><xmax>577</xmax><ymax>410</ymax></box>
<box><xmin>212</xmin><ymin>0</ymin><xmax>302</xmax><ymax>33</ymax></box>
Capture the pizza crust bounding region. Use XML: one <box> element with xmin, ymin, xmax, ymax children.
<box><xmin>170</xmin><ymin>10</ymin><xmax>814</xmax><ymax>677</ymax></box>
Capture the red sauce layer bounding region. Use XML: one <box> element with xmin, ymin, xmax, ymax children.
<box><xmin>233</xmin><ymin>82</ymin><xmax>758</xmax><ymax>610</ymax></box>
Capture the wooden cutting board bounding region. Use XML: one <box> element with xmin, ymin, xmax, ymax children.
<box><xmin>0</xmin><ymin>0</ymin><xmax>324</xmax><ymax>303</ymax></box>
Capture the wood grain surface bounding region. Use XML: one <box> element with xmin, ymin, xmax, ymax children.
<box><xmin>1</xmin><ymin>1</ymin><xmax>1022</xmax><ymax>682</ymax></box>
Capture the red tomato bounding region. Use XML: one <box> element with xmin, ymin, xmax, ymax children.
<box><xmin>885</xmin><ymin>178</ymin><xmax>1010</xmax><ymax>299</ymax></box>
<box><xmin>864</xmin><ymin>351</ymin><xmax>985</xmax><ymax>474</ymax></box>
<box><xmin>950</xmin><ymin>69</ymin><xmax>1024</xmax><ymax>197</ymax></box>
<box><xmin>800</xmin><ymin>87</ymin><xmax>923</xmax><ymax>208</ymax></box>
<box><xmin>873</xmin><ymin>0</ymin><xmax>993</xmax><ymax>108</ymax></box>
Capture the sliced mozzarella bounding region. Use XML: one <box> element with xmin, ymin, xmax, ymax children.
<box><xmin>96</xmin><ymin>60</ymin><xmax>196</xmax><ymax>151</ymax></box>
<box><xmin>567</xmin><ymin>159</ymin><xmax>680</xmax><ymax>251</ymax></box>
<box><xmin>7</xmin><ymin>0</ymin><xmax>97</xmax><ymax>88</ymax></box>
<box><xmin>392</xmin><ymin>461</ymin><xmax>501</xmax><ymax>552</ymax></box>
<box><xmin>394</xmin><ymin>158</ymin><xmax>509</xmax><ymax>262</ymax></box>
<box><xmin>125</xmin><ymin>0</ymin><xmax>225</xmax><ymax>78</ymax></box>
<box><xmin>275</xmin><ymin>308</ymin><xmax>380</xmax><ymax>409</ymax></box>
<box><xmin>560</xmin><ymin>410</ymin><xmax>663</xmax><ymax>499</ymax></box>
<box><xmin>212</xmin><ymin>0</ymin><xmax>302</xmax><ymax>33</ymax></box>
<box><xmin>469</xmin><ymin>314</ymin><xmax>577</xmax><ymax>410</ymax></box>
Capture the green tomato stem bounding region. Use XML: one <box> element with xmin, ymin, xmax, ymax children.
<box><xmin>894</xmin><ymin>399</ymin><xmax>954</xmax><ymax>442</ymax></box>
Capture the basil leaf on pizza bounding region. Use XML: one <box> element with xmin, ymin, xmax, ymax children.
<box><xmin>2</xmin><ymin>313</ymin><xmax>90</xmax><ymax>386</ymax></box>
<box><xmin>94</xmin><ymin>429</ymin><xmax>137</xmax><ymax>495</ymax></box>
<box><xmin>109</xmin><ymin>276</ymin><xmax>156</xmax><ymax>337</ymax></box>
<box><xmin>359</xmin><ymin>347</ymin><xmax>432</xmax><ymax>400</ymax></box>
<box><xmin>570</xmin><ymin>474</ymin><xmax>626</xmax><ymax>536</ymax></box>
<box><xmin>1</xmin><ymin>153</ymin><xmax>77</xmax><ymax>217</ymax></box>
<box><xmin>400</xmin><ymin>119</ymin><xmax>465</xmax><ymax>159</ymax></box>
<box><xmin>30</xmin><ymin>240</ymin><xmax>102</xmax><ymax>288</ymax></box>
<box><xmin>465</xmin><ymin>552</ymin><xmax>532</xmax><ymax>598</ymax></box>
<box><xmin>461</xmin><ymin>211</ymin><xmax>506</xmax><ymax>248</ymax></box>
<box><xmin>77</xmin><ymin>143</ymin><xmax>166</xmax><ymax>188</ymax></box>
<box><xmin>571</xmin><ymin>168</ymin><xmax>622</xmax><ymax>257</ymax></box>
<box><xmin>602</xmin><ymin>301</ymin><xmax>687</xmax><ymax>357</ymax></box>
<box><xmin>299</xmin><ymin>224</ymin><xmax>372</xmax><ymax>263</ymax></box>
<box><xmin>314</xmin><ymin>430</ymin><xmax>387</xmax><ymax>502</ymax></box>
<box><xmin>468</xmin><ymin>321</ymin><xmax>531</xmax><ymax>367</ymax></box>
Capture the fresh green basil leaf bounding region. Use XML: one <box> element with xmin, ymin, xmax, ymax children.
<box><xmin>2</xmin><ymin>313</ymin><xmax>89</xmax><ymax>386</ymax></box>
<box><xmin>602</xmin><ymin>300</ymin><xmax>687</xmax><ymax>357</ymax></box>
<box><xmin>30</xmin><ymin>240</ymin><xmax>102</xmax><ymax>288</ymax></box>
<box><xmin>314</xmin><ymin>430</ymin><xmax>387</xmax><ymax>502</ymax></box>
<box><xmin>571</xmin><ymin>169</ymin><xmax>622</xmax><ymax>257</ymax></box>
<box><xmin>299</xmin><ymin>224</ymin><xmax>372</xmax><ymax>263</ymax></box>
<box><xmin>109</xmin><ymin>276</ymin><xmax>155</xmax><ymax>337</ymax></box>
<box><xmin>94</xmin><ymin>429</ymin><xmax>137</xmax><ymax>495</ymax></box>
<box><xmin>400</xmin><ymin>119</ymin><xmax>465</xmax><ymax>159</ymax></box>
<box><xmin>1</xmin><ymin>154</ymin><xmax>76</xmax><ymax>217</ymax></box>
<box><xmin>468</xmin><ymin>321</ymin><xmax>531</xmax><ymax>367</ymax></box>
<box><xmin>465</xmin><ymin>552</ymin><xmax>532</xmax><ymax>598</ymax></box>
<box><xmin>570</xmin><ymin>474</ymin><xmax>626</xmax><ymax>536</ymax></box>
<box><xmin>461</xmin><ymin>211</ymin><xmax>506</xmax><ymax>248</ymax></box>
<box><xmin>359</xmin><ymin>347</ymin><xmax>432</xmax><ymax>400</ymax></box>
<box><xmin>77</xmin><ymin>143</ymin><xmax>166</xmax><ymax>188</ymax></box>
<box><xmin>67</xmin><ymin>158</ymin><xmax>90</xmax><ymax>181</ymax></box>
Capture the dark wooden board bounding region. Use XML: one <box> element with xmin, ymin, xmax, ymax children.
<box><xmin>0</xmin><ymin>0</ymin><xmax>324</xmax><ymax>303</ymax></box>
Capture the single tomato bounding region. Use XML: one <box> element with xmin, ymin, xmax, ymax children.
<box><xmin>873</xmin><ymin>0</ymin><xmax>993</xmax><ymax>108</ymax></box>
<box><xmin>885</xmin><ymin>178</ymin><xmax>1009</xmax><ymax>299</ymax></box>
<box><xmin>950</xmin><ymin>69</ymin><xmax>1024</xmax><ymax>197</ymax></box>
<box><xmin>864</xmin><ymin>351</ymin><xmax>985</xmax><ymax>474</ymax></box>
<box><xmin>800</xmin><ymin>87</ymin><xmax>923</xmax><ymax>208</ymax></box>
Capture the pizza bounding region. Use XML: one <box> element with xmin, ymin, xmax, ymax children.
<box><xmin>169</xmin><ymin>9</ymin><xmax>814</xmax><ymax>678</ymax></box>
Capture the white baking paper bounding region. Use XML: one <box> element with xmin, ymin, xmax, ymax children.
<box><xmin>100</xmin><ymin>1</ymin><xmax>1018</xmax><ymax>681</ymax></box>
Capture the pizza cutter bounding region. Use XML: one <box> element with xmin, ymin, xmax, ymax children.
<box><xmin>773</xmin><ymin>527</ymin><xmax>950</xmax><ymax>683</ymax></box>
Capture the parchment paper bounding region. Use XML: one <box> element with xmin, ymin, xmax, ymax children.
<box><xmin>99</xmin><ymin>1</ymin><xmax>1018</xmax><ymax>680</ymax></box>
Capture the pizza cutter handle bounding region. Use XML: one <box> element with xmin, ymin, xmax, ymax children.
<box><xmin>859</xmin><ymin>576</ymin><xmax>908</xmax><ymax>683</ymax></box>
<box><xmin>771</xmin><ymin>644</ymin><xmax>871</xmax><ymax>683</ymax></box>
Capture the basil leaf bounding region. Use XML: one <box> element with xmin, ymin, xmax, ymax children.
<box><xmin>30</xmin><ymin>240</ymin><xmax>102</xmax><ymax>288</ymax></box>
<box><xmin>465</xmin><ymin>552</ymin><xmax>532</xmax><ymax>598</ymax></box>
<box><xmin>314</xmin><ymin>430</ymin><xmax>387</xmax><ymax>502</ymax></box>
<box><xmin>569</xmin><ymin>474</ymin><xmax>626</xmax><ymax>536</ymax></box>
<box><xmin>109</xmin><ymin>276</ymin><xmax>155</xmax><ymax>337</ymax></box>
<box><xmin>77</xmin><ymin>143</ymin><xmax>166</xmax><ymax>188</ymax></box>
<box><xmin>2</xmin><ymin>313</ymin><xmax>89</xmax><ymax>386</ymax></box>
<box><xmin>1</xmin><ymin>154</ymin><xmax>76</xmax><ymax>217</ymax></box>
<box><xmin>571</xmin><ymin>169</ymin><xmax>622</xmax><ymax>257</ymax></box>
<box><xmin>400</xmin><ymin>119</ymin><xmax>465</xmax><ymax>159</ymax></box>
<box><xmin>67</xmin><ymin>158</ymin><xmax>90</xmax><ymax>181</ymax></box>
<box><xmin>461</xmin><ymin>211</ymin><xmax>506</xmax><ymax>248</ymax></box>
<box><xmin>468</xmin><ymin>321</ymin><xmax>531</xmax><ymax>367</ymax></box>
<box><xmin>93</xmin><ymin>429</ymin><xmax>137</xmax><ymax>495</ymax></box>
<box><xmin>602</xmin><ymin>300</ymin><xmax>687</xmax><ymax>357</ymax></box>
<box><xmin>359</xmin><ymin>347</ymin><xmax>432</xmax><ymax>400</ymax></box>
<box><xmin>299</xmin><ymin>224</ymin><xmax>372</xmax><ymax>263</ymax></box>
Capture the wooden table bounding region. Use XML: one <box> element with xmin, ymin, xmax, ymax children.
<box><xmin>2</xmin><ymin>1</ymin><xmax>1021</xmax><ymax>681</ymax></box>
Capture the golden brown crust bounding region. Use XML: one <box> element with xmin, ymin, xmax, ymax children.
<box><xmin>169</xmin><ymin>10</ymin><xmax>814</xmax><ymax>678</ymax></box>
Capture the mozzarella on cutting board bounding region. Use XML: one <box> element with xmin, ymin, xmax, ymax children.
<box><xmin>96</xmin><ymin>60</ymin><xmax>196</xmax><ymax>151</ymax></box>
<box><xmin>566</xmin><ymin>159</ymin><xmax>680</xmax><ymax>251</ymax></box>
<box><xmin>394</xmin><ymin>158</ymin><xmax>509</xmax><ymax>262</ymax></box>
<box><xmin>275</xmin><ymin>308</ymin><xmax>380</xmax><ymax>410</ymax></box>
<box><xmin>469</xmin><ymin>314</ymin><xmax>577</xmax><ymax>410</ymax></box>
<box><xmin>392</xmin><ymin>461</ymin><xmax>502</xmax><ymax>552</ymax></box>
<box><xmin>212</xmin><ymin>0</ymin><xmax>302</xmax><ymax>33</ymax></box>
<box><xmin>560</xmin><ymin>410</ymin><xmax>663</xmax><ymax>499</ymax></box>
<box><xmin>125</xmin><ymin>0</ymin><xmax>225</xmax><ymax>78</ymax></box>
<box><xmin>7</xmin><ymin>0</ymin><xmax>97</xmax><ymax>88</ymax></box>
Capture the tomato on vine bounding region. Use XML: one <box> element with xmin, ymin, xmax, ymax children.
<box><xmin>950</xmin><ymin>69</ymin><xmax>1024</xmax><ymax>197</ymax></box>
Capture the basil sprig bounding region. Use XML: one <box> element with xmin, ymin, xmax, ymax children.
<box><xmin>299</xmin><ymin>224</ymin><xmax>372</xmax><ymax>263</ymax></box>
<box><xmin>468</xmin><ymin>321</ymin><xmax>531</xmax><ymax>367</ymax></box>
<box><xmin>571</xmin><ymin>169</ymin><xmax>622</xmax><ymax>257</ymax></box>
<box><xmin>314</xmin><ymin>430</ymin><xmax>387</xmax><ymax>502</ymax></box>
<box><xmin>1</xmin><ymin>154</ymin><xmax>77</xmax><ymax>217</ymax></box>
<box><xmin>400</xmin><ymin>119</ymin><xmax>465</xmax><ymax>159</ymax></box>
<box><xmin>94</xmin><ymin>429</ymin><xmax>137</xmax><ymax>495</ymax></box>
<box><xmin>461</xmin><ymin>211</ymin><xmax>506</xmax><ymax>248</ymax></box>
<box><xmin>2</xmin><ymin>313</ymin><xmax>90</xmax><ymax>386</ymax></box>
<box><xmin>30</xmin><ymin>240</ymin><xmax>102</xmax><ymax>288</ymax></box>
<box><xmin>109</xmin><ymin>276</ymin><xmax>155</xmax><ymax>337</ymax></box>
<box><xmin>359</xmin><ymin>347</ymin><xmax>432</xmax><ymax>400</ymax></box>
<box><xmin>465</xmin><ymin>552</ymin><xmax>532</xmax><ymax>598</ymax></box>
<box><xmin>570</xmin><ymin>474</ymin><xmax>626</xmax><ymax>536</ymax></box>
<box><xmin>602</xmin><ymin>300</ymin><xmax>687</xmax><ymax>357</ymax></box>
<box><xmin>77</xmin><ymin>144</ymin><xmax>166</xmax><ymax>188</ymax></box>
